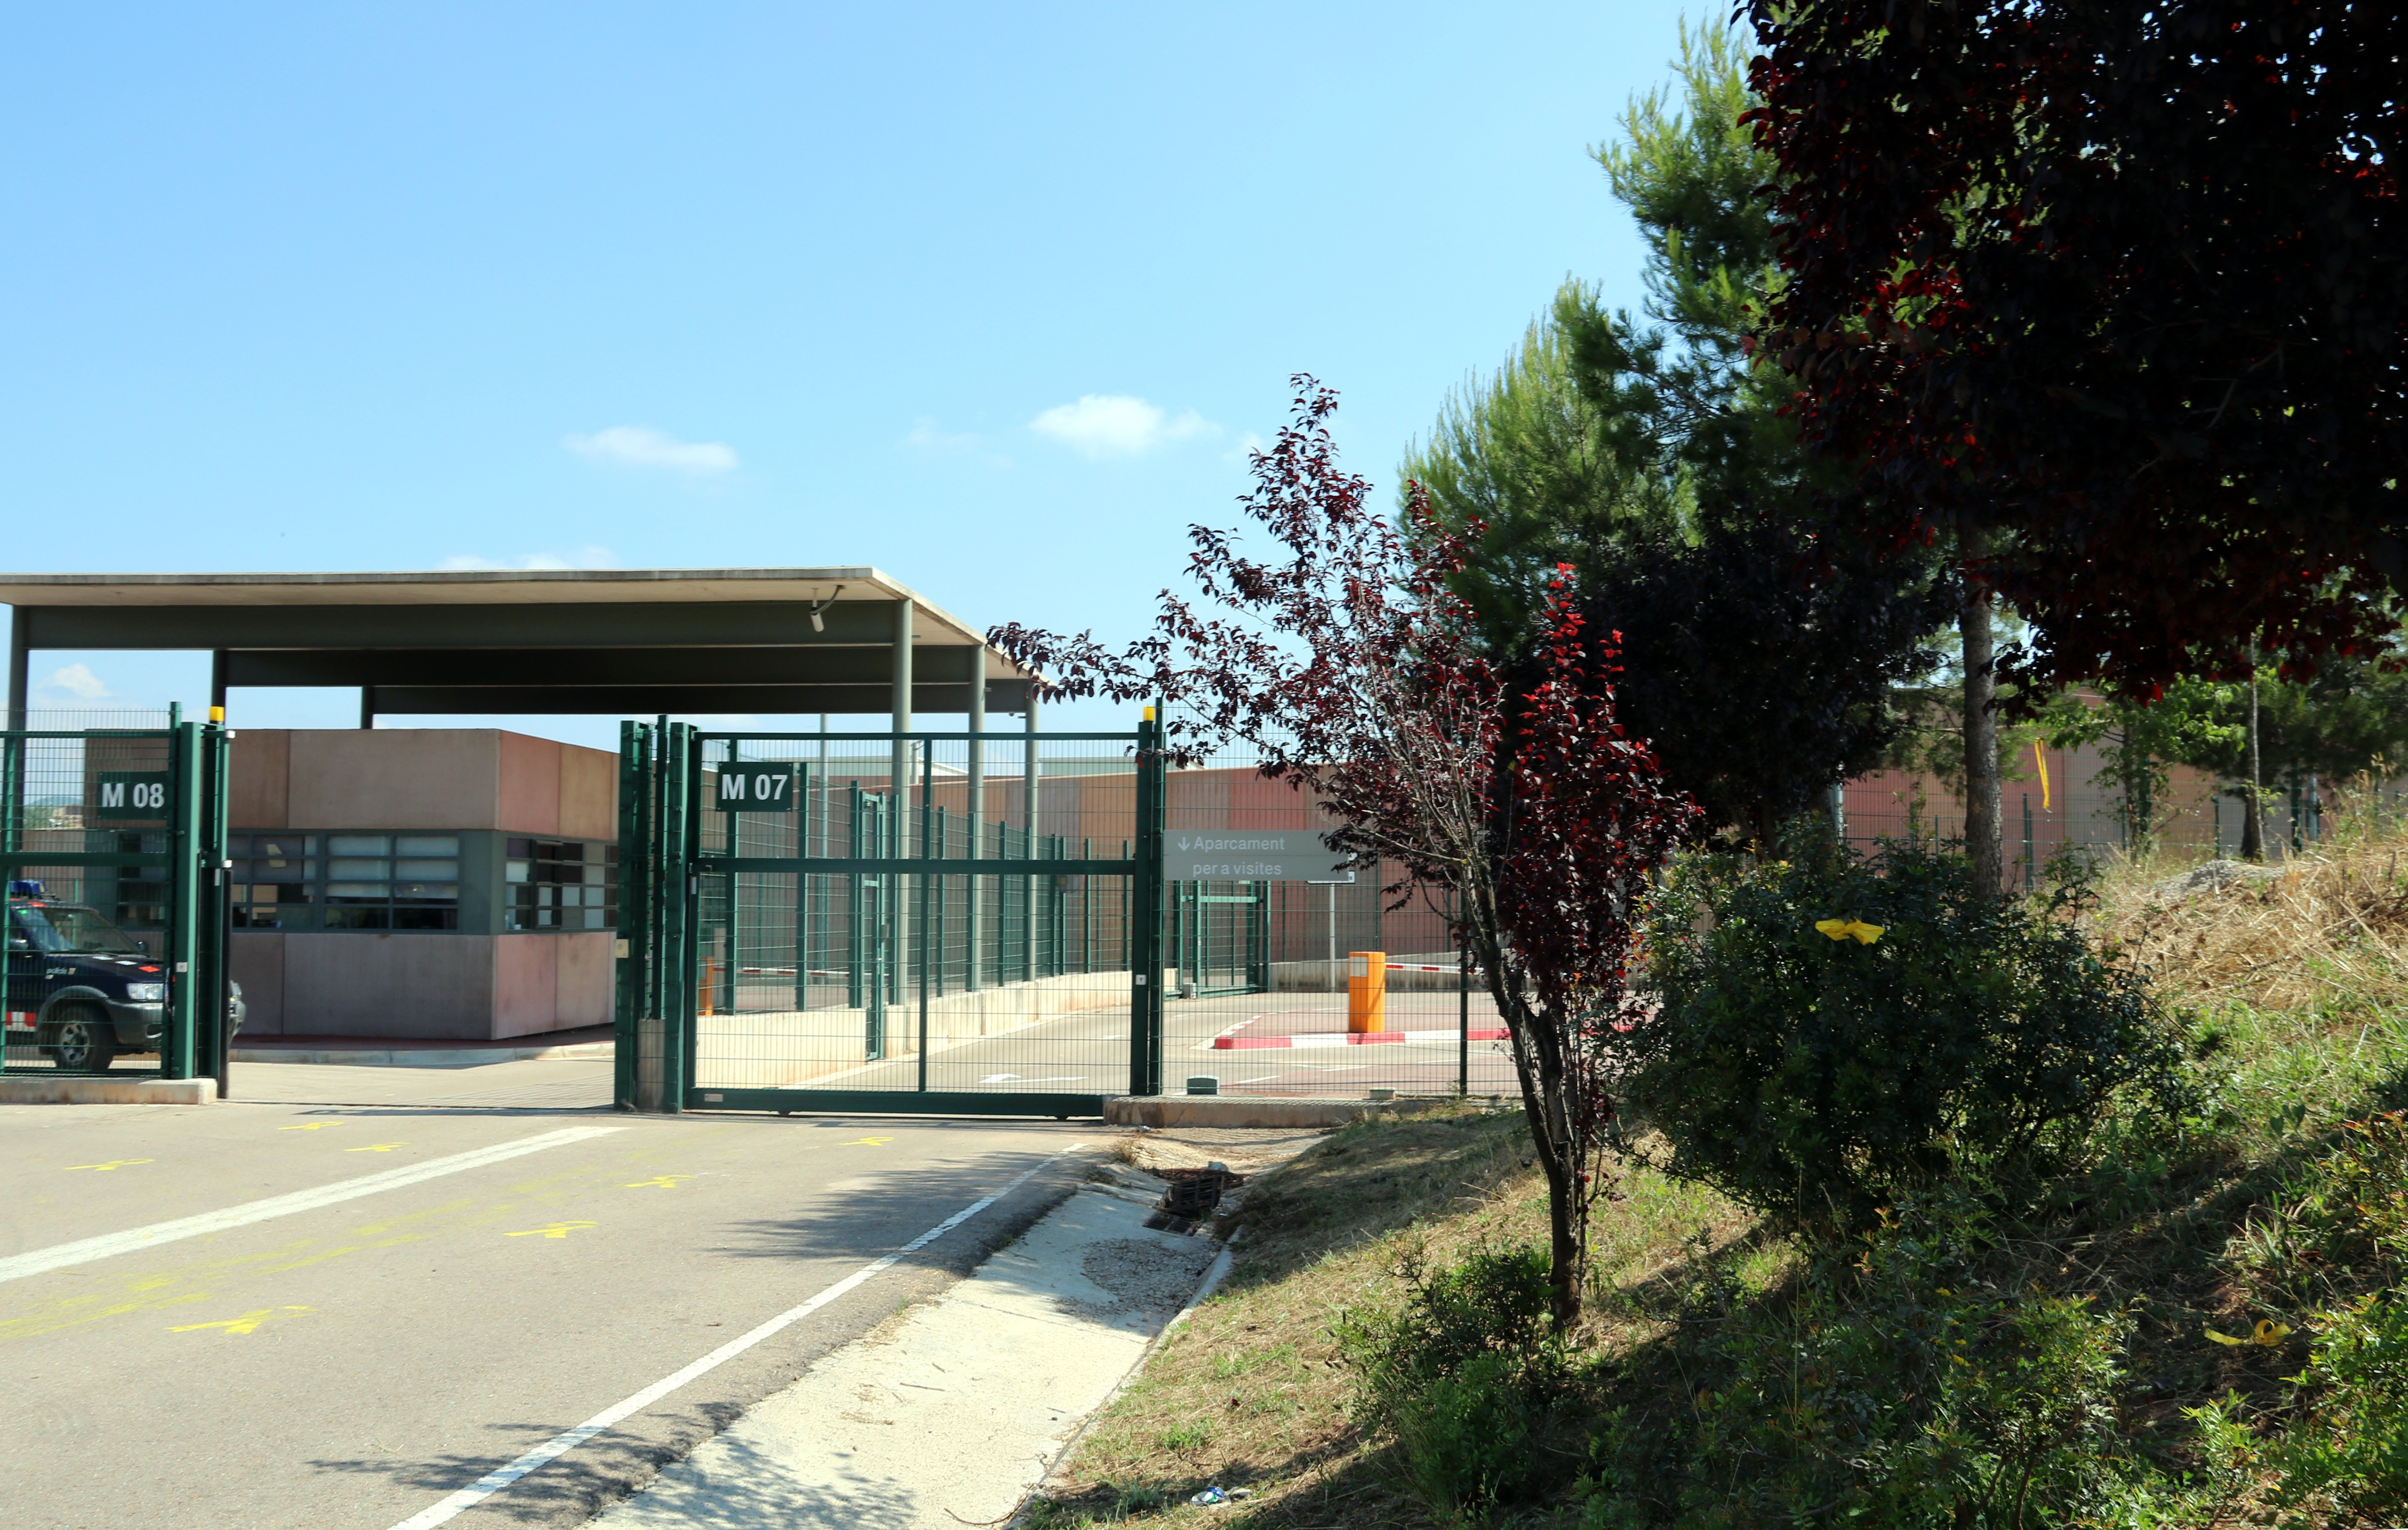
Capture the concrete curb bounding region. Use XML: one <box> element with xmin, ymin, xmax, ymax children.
<box><xmin>0</xmin><ymin>1075</ymin><xmax>214</xmax><ymax>1105</ymax></box>
<box><xmin>1105</xmin><ymin>1094</ymin><xmax>1457</xmax><ymax>1129</ymax></box>
<box><xmin>230</xmin><ymin>1042</ymin><xmax>614</xmax><ymax>1067</ymax></box>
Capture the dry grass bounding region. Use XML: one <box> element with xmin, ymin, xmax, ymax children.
<box><xmin>2093</xmin><ymin>794</ymin><xmax>2408</xmax><ymax>1017</ymax></box>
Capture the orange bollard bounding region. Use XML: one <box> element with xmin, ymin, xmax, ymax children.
<box><xmin>1347</xmin><ymin>951</ymin><xmax>1387</xmax><ymax>1034</ymax></box>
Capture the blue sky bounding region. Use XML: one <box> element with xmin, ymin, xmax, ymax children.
<box><xmin>4</xmin><ymin>1</ymin><xmax>1699</xmax><ymax>746</ymax></box>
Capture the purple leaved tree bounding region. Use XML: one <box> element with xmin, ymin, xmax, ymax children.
<box><xmin>990</xmin><ymin>378</ymin><xmax>1695</xmax><ymax>1328</ymax></box>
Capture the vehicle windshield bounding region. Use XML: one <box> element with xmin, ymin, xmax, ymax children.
<box><xmin>9</xmin><ymin>904</ymin><xmax>142</xmax><ymax>955</ymax></box>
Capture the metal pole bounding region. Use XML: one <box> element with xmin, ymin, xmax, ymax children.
<box><xmin>891</xmin><ymin>599</ymin><xmax>913</xmax><ymax>1008</ymax></box>
<box><xmin>209</xmin><ymin>723</ymin><xmax>231</xmax><ymax>1098</ymax></box>
<box><xmin>164</xmin><ymin>722</ymin><xmax>203</xmax><ymax>1081</ymax></box>
<box><xmin>848</xmin><ymin>782</ymin><xmax>864</xmax><ymax>1010</ymax></box>
<box><xmin>614</xmin><ymin>720</ymin><xmax>644</xmax><ymax>1110</ymax></box>
<box><xmin>359</xmin><ymin>686</ymin><xmax>375</xmax><ymax>730</ymax></box>
<box><xmin>1458</xmin><ymin>920</ymin><xmax>1470</xmax><ymax>1098</ymax></box>
<box><xmin>917</xmin><ymin>745</ymin><xmax>931</xmax><ymax>1090</ymax></box>
<box><xmin>1131</xmin><ymin>710</ymin><xmax>1165</xmax><ymax>1096</ymax></box>
<box><xmin>1023</xmin><ymin>692</ymin><xmax>1040</xmax><ymax>983</ymax></box>
<box><xmin>2023</xmin><ymin>792</ymin><xmax>2035</xmax><ymax>892</ymax></box>
<box><xmin>665</xmin><ymin>724</ymin><xmax>696</xmax><ymax>1113</ymax></box>
<box><xmin>966</xmin><ymin>652</ymin><xmax>984</xmax><ymax>993</ymax></box>
<box><xmin>5</xmin><ymin>611</ymin><xmax>27</xmax><ymax>730</ymax></box>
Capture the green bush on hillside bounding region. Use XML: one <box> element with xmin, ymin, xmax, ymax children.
<box><xmin>1578</xmin><ymin>1186</ymin><xmax>2164</xmax><ymax>1529</ymax></box>
<box><xmin>1336</xmin><ymin>1244</ymin><xmax>1574</xmax><ymax>1523</ymax></box>
<box><xmin>1623</xmin><ymin>825</ymin><xmax>2189</xmax><ymax>1234</ymax></box>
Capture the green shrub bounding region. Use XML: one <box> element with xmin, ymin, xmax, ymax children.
<box><xmin>2267</xmin><ymin>1288</ymin><xmax>2408</xmax><ymax>1519</ymax></box>
<box><xmin>2213</xmin><ymin>1111</ymin><xmax>2408</xmax><ymax>1521</ymax></box>
<box><xmin>1580</xmin><ymin>1188</ymin><xmax>2172</xmax><ymax>1528</ymax></box>
<box><xmin>1336</xmin><ymin>1244</ymin><xmax>1572</xmax><ymax>1522</ymax></box>
<box><xmin>1624</xmin><ymin>825</ymin><xmax>2188</xmax><ymax>1234</ymax></box>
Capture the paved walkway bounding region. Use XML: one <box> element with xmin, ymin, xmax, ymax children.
<box><xmin>591</xmin><ymin>1174</ymin><xmax>1218</xmax><ymax>1529</ymax></box>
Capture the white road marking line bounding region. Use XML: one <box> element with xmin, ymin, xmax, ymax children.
<box><xmin>0</xmin><ymin>1126</ymin><xmax>623</xmax><ymax>1285</ymax></box>
<box><xmin>383</xmin><ymin>1142</ymin><xmax>1090</xmax><ymax>1530</ymax></box>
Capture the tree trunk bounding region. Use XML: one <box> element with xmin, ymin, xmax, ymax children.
<box><xmin>2240</xmin><ymin>650</ymin><xmax>2264</xmax><ymax>861</ymax></box>
<box><xmin>1481</xmin><ymin>927</ymin><xmax>1587</xmax><ymax>1332</ymax></box>
<box><xmin>1960</xmin><ymin>560</ymin><xmax>2003</xmax><ymax>896</ymax></box>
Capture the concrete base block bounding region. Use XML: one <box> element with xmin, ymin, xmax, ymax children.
<box><xmin>1104</xmin><ymin>1094</ymin><xmax>1456</xmax><ymax>1129</ymax></box>
<box><xmin>231</xmin><ymin>1041</ymin><xmax>612</xmax><ymax>1067</ymax></box>
<box><xmin>0</xmin><ymin>1075</ymin><xmax>216</xmax><ymax>1105</ymax></box>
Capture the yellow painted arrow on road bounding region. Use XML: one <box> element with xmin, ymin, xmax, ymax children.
<box><xmin>505</xmin><ymin>1220</ymin><xmax>598</xmax><ymax>1239</ymax></box>
<box><xmin>171</xmin><ymin>1306</ymin><xmax>313</xmax><ymax>1336</ymax></box>
<box><xmin>65</xmin><ymin>1159</ymin><xmax>154</xmax><ymax>1172</ymax></box>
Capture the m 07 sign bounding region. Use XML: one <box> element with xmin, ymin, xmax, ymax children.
<box><xmin>716</xmin><ymin>765</ymin><xmax>800</xmax><ymax>813</ymax></box>
<box><xmin>93</xmin><ymin>772</ymin><xmax>171</xmax><ymax>822</ymax></box>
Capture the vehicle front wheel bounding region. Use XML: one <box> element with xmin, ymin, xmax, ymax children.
<box><xmin>47</xmin><ymin>1008</ymin><xmax>118</xmax><ymax>1072</ymax></box>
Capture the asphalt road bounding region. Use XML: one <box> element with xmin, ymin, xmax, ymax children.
<box><xmin>0</xmin><ymin>1098</ymin><xmax>1096</xmax><ymax>1530</ymax></box>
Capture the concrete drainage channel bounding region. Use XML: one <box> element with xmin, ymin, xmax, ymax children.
<box><xmin>586</xmin><ymin>1132</ymin><xmax>1302</xmax><ymax>1530</ymax></box>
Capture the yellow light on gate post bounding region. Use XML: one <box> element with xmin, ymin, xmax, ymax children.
<box><xmin>1348</xmin><ymin>951</ymin><xmax>1387</xmax><ymax>1034</ymax></box>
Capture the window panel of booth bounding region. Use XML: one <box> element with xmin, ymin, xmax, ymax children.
<box><xmin>230</xmin><ymin>834</ymin><xmax>318</xmax><ymax>929</ymax></box>
<box><xmin>320</xmin><ymin>833</ymin><xmax>460</xmax><ymax>930</ymax></box>
<box><xmin>504</xmin><ymin>839</ymin><xmax>617</xmax><ymax>931</ymax></box>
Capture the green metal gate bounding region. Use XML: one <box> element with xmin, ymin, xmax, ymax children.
<box><xmin>615</xmin><ymin>719</ymin><xmax>1168</xmax><ymax>1116</ymax></box>
<box><xmin>2</xmin><ymin>717</ymin><xmax>233</xmax><ymax>1082</ymax></box>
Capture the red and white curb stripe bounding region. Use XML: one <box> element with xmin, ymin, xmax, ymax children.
<box><xmin>1213</xmin><ymin>1027</ymin><xmax>1508</xmax><ymax>1050</ymax></box>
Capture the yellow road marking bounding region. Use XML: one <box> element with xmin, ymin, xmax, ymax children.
<box><xmin>170</xmin><ymin>1305</ymin><xmax>312</xmax><ymax>1336</ymax></box>
<box><xmin>624</xmin><ymin>1175</ymin><xmax>694</xmax><ymax>1189</ymax></box>
<box><xmin>505</xmin><ymin>1220</ymin><xmax>597</xmax><ymax>1239</ymax></box>
<box><xmin>345</xmin><ymin>1143</ymin><xmax>408</xmax><ymax>1153</ymax></box>
<box><xmin>277</xmin><ymin>1122</ymin><xmax>343</xmax><ymax>1131</ymax></box>
<box><xmin>65</xmin><ymin>1160</ymin><xmax>154</xmax><ymax>1172</ymax></box>
<box><xmin>843</xmin><ymin>1136</ymin><xmax>894</xmax><ymax>1147</ymax></box>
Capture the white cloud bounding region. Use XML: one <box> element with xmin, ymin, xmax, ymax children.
<box><xmin>905</xmin><ymin>418</ymin><xmax>1012</xmax><ymax>469</ymax></box>
<box><xmin>563</xmin><ymin>426</ymin><xmax>738</xmax><ymax>474</ymax></box>
<box><xmin>439</xmin><ymin>546</ymin><xmax>623</xmax><ymax>572</ymax></box>
<box><xmin>1028</xmin><ymin>395</ymin><xmax>1217</xmax><ymax>458</ymax></box>
<box><xmin>39</xmin><ymin>663</ymin><xmax>111</xmax><ymax>700</ymax></box>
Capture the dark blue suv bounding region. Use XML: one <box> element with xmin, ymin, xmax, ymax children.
<box><xmin>5</xmin><ymin>882</ymin><xmax>245</xmax><ymax>1071</ymax></box>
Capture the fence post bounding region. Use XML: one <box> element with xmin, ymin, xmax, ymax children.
<box><xmin>1457</xmin><ymin>888</ymin><xmax>1470</xmax><ymax>1097</ymax></box>
<box><xmin>2023</xmin><ymin>792</ymin><xmax>2035</xmax><ymax>892</ymax></box>
<box><xmin>163</xmin><ymin>720</ymin><xmax>204</xmax><ymax>1081</ymax></box>
<box><xmin>1130</xmin><ymin>711</ymin><xmax>1166</xmax><ymax>1097</ymax></box>
<box><xmin>205</xmin><ymin>721</ymin><xmax>231</xmax><ymax>1098</ymax></box>
<box><xmin>614</xmin><ymin>721</ymin><xmax>647</xmax><ymax>1111</ymax></box>
<box><xmin>661</xmin><ymin>723</ymin><xmax>696</xmax><ymax>1113</ymax></box>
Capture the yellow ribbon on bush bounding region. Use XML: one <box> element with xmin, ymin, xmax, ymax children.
<box><xmin>1813</xmin><ymin>917</ymin><xmax>1885</xmax><ymax>945</ymax></box>
<box><xmin>2203</xmin><ymin>1318</ymin><xmax>2293</xmax><ymax>1347</ymax></box>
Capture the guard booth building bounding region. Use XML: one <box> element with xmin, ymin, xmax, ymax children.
<box><xmin>224</xmin><ymin>728</ymin><xmax>620</xmax><ymax>1039</ymax></box>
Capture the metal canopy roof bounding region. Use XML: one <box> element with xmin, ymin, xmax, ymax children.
<box><xmin>0</xmin><ymin>567</ymin><xmax>1033</xmax><ymax>722</ymax></box>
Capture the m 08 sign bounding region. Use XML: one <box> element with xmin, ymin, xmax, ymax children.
<box><xmin>94</xmin><ymin>772</ymin><xmax>171</xmax><ymax>822</ymax></box>
<box><xmin>716</xmin><ymin>765</ymin><xmax>800</xmax><ymax>813</ymax></box>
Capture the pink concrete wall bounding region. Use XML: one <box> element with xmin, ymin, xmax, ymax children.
<box><xmin>493</xmin><ymin>936</ymin><xmax>558</xmax><ymax>1037</ymax></box>
<box><xmin>497</xmin><ymin>733</ymin><xmax>562</xmax><ymax>835</ymax></box>
<box><xmin>554</xmin><ymin>933</ymin><xmax>614</xmax><ymax>1027</ymax></box>
<box><xmin>559</xmin><ymin>747</ymin><xmax>616</xmax><ymax>842</ymax></box>
<box><xmin>277</xmin><ymin>933</ymin><xmax>499</xmax><ymax>1039</ymax></box>
<box><xmin>229</xmin><ymin>933</ymin><xmax>286</xmax><ymax>1035</ymax></box>
<box><xmin>229</xmin><ymin>731</ymin><xmax>291</xmax><ymax>830</ymax></box>
<box><xmin>287</xmin><ymin>731</ymin><xmax>502</xmax><ymax>829</ymax></box>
